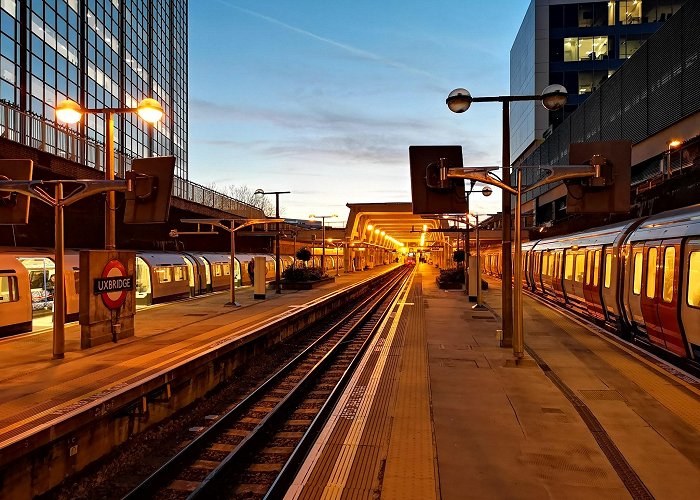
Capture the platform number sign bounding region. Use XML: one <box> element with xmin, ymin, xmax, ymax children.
<box><xmin>94</xmin><ymin>260</ymin><xmax>133</xmax><ymax>309</ymax></box>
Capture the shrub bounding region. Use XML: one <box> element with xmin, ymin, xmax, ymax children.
<box><xmin>282</xmin><ymin>265</ymin><xmax>327</xmax><ymax>282</ymax></box>
<box><xmin>453</xmin><ymin>250</ymin><xmax>465</xmax><ymax>264</ymax></box>
<box><xmin>438</xmin><ymin>268</ymin><xmax>465</xmax><ymax>284</ymax></box>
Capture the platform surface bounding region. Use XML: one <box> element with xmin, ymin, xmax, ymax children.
<box><xmin>0</xmin><ymin>266</ymin><xmax>395</xmax><ymax>454</ymax></box>
<box><xmin>287</xmin><ymin>264</ymin><xmax>700</xmax><ymax>499</ymax></box>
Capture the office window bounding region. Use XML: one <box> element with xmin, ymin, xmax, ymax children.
<box><xmin>564</xmin><ymin>36</ymin><xmax>609</xmax><ymax>62</ymax></box>
<box><xmin>620</xmin><ymin>0</ymin><xmax>642</xmax><ymax>25</ymax></box>
<box><xmin>619</xmin><ymin>35</ymin><xmax>648</xmax><ymax>59</ymax></box>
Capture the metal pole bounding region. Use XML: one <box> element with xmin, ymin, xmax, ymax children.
<box><xmin>321</xmin><ymin>218</ymin><xmax>326</xmax><ymax>271</ymax></box>
<box><xmin>475</xmin><ymin>214</ymin><xmax>483</xmax><ymax>307</ymax></box>
<box><xmin>465</xmin><ymin>196</ymin><xmax>470</xmax><ymax>295</ymax></box>
<box><xmin>229</xmin><ymin>225</ymin><xmax>237</xmax><ymax>306</ymax></box>
<box><xmin>500</xmin><ymin>99</ymin><xmax>514</xmax><ymax>349</ymax></box>
<box><xmin>513</xmin><ymin>168</ymin><xmax>524</xmax><ymax>358</ymax></box>
<box><xmin>335</xmin><ymin>245</ymin><xmax>339</xmax><ymax>276</ymax></box>
<box><xmin>105</xmin><ymin>111</ymin><xmax>116</xmax><ymax>250</ymax></box>
<box><xmin>53</xmin><ymin>183</ymin><xmax>65</xmax><ymax>359</ymax></box>
<box><xmin>275</xmin><ymin>193</ymin><xmax>281</xmax><ymax>294</ymax></box>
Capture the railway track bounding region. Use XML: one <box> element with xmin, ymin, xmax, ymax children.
<box><xmin>124</xmin><ymin>266</ymin><xmax>413</xmax><ymax>499</ymax></box>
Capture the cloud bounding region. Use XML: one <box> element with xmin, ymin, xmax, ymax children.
<box><xmin>216</xmin><ymin>0</ymin><xmax>446</xmax><ymax>86</ymax></box>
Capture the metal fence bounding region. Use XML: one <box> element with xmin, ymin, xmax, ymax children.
<box><xmin>0</xmin><ymin>100</ymin><xmax>263</xmax><ymax>219</ymax></box>
<box><xmin>522</xmin><ymin>1</ymin><xmax>700</xmax><ymax>201</ymax></box>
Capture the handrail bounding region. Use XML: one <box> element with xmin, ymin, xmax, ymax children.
<box><xmin>0</xmin><ymin>100</ymin><xmax>264</xmax><ymax>219</ymax></box>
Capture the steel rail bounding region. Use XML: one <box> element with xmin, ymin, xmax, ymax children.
<box><xmin>123</xmin><ymin>266</ymin><xmax>410</xmax><ymax>499</ymax></box>
<box><xmin>189</xmin><ymin>266</ymin><xmax>412</xmax><ymax>498</ymax></box>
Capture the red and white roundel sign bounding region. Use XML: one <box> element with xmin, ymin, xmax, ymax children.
<box><xmin>94</xmin><ymin>260</ymin><xmax>133</xmax><ymax>309</ymax></box>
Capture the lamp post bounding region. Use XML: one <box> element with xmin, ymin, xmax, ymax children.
<box><xmin>175</xmin><ymin>217</ymin><xmax>283</xmax><ymax>306</ymax></box>
<box><xmin>56</xmin><ymin>98</ymin><xmax>164</xmax><ymax>250</ymax></box>
<box><xmin>254</xmin><ymin>189</ymin><xmax>290</xmax><ymax>294</ymax></box>
<box><xmin>446</xmin><ymin>84</ymin><xmax>567</xmax><ymax>352</ymax></box>
<box><xmin>665</xmin><ymin>139</ymin><xmax>682</xmax><ymax>179</ymax></box>
<box><xmin>309</xmin><ymin>213</ymin><xmax>337</xmax><ymax>271</ymax></box>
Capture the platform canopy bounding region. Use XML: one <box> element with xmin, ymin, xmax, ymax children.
<box><xmin>345</xmin><ymin>202</ymin><xmax>449</xmax><ymax>253</ymax></box>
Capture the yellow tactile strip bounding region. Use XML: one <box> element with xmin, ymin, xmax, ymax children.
<box><xmin>381</xmin><ymin>272</ymin><xmax>437</xmax><ymax>499</ymax></box>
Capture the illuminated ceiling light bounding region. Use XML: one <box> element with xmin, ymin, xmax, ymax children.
<box><xmin>669</xmin><ymin>139</ymin><xmax>683</xmax><ymax>149</ymax></box>
<box><xmin>374</xmin><ymin>229</ymin><xmax>380</xmax><ymax>234</ymax></box>
<box><xmin>422</xmin><ymin>224</ymin><xmax>428</xmax><ymax>232</ymax></box>
<box><xmin>381</xmin><ymin>230</ymin><xmax>386</xmax><ymax>236</ymax></box>
<box><xmin>367</xmin><ymin>224</ymin><xmax>374</xmax><ymax>230</ymax></box>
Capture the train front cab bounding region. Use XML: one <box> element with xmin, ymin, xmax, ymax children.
<box><xmin>0</xmin><ymin>255</ymin><xmax>31</xmax><ymax>336</ymax></box>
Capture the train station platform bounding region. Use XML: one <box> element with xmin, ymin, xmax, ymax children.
<box><xmin>0</xmin><ymin>265</ymin><xmax>397</xmax><ymax>498</ymax></box>
<box><xmin>287</xmin><ymin>264</ymin><xmax>700</xmax><ymax>499</ymax></box>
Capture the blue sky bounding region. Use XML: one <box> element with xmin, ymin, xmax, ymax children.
<box><xmin>188</xmin><ymin>1</ymin><xmax>529</xmax><ymax>223</ymax></box>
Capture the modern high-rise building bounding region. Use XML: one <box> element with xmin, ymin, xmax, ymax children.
<box><xmin>510</xmin><ymin>0</ymin><xmax>684</xmax><ymax>164</ymax></box>
<box><xmin>0</xmin><ymin>0</ymin><xmax>188</xmax><ymax>179</ymax></box>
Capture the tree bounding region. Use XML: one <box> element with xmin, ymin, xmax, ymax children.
<box><xmin>206</xmin><ymin>183</ymin><xmax>278</xmax><ymax>217</ymax></box>
<box><xmin>296</xmin><ymin>247</ymin><xmax>312</xmax><ymax>267</ymax></box>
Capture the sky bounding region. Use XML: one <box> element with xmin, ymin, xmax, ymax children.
<box><xmin>188</xmin><ymin>0</ymin><xmax>530</xmax><ymax>225</ymax></box>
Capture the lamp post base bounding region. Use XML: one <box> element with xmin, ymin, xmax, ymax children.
<box><xmin>472</xmin><ymin>303</ymin><xmax>487</xmax><ymax>311</ymax></box>
<box><xmin>225</xmin><ymin>301</ymin><xmax>241</xmax><ymax>307</ymax></box>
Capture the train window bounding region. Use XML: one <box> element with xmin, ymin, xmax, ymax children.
<box><xmin>662</xmin><ymin>247</ymin><xmax>675</xmax><ymax>303</ymax></box>
<box><xmin>542</xmin><ymin>253</ymin><xmax>549</xmax><ymax>276</ymax></box>
<box><xmin>0</xmin><ymin>275</ymin><xmax>19</xmax><ymax>302</ymax></box>
<box><xmin>585</xmin><ymin>251</ymin><xmax>592</xmax><ymax>285</ymax></box>
<box><xmin>632</xmin><ymin>251</ymin><xmax>643</xmax><ymax>295</ymax></box>
<box><xmin>604</xmin><ymin>252</ymin><xmax>612</xmax><ymax>288</ymax></box>
<box><xmin>687</xmin><ymin>252</ymin><xmax>700</xmax><ymax>308</ymax></box>
<box><xmin>223</xmin><ymin>263</ymin><xmax>230</xmax><ymax>276</ymax></box>
<box><xmin>550</xmin><ymin>253</ymin><xmax>556</xmax><ymax>277</ymax></box>
<box><xmin>645</xmin><ymin>248</ymin><xmax>657</xmax><ymax>299</ymax></box>
<box><xmin>564</xmin><ymin>254</ymin><xmax>574</xmax><ymax>280</ymax></box>
<box><xmin>214</xmin><ymin>264</ymin><xmax>222</xmax><ymax>277</ymax></box>
<box><xmin>156</xmin><ymin>267</ymin><xmax>172</xmax><ymax>283</ymax></box>
<box><xmin>593</xmin><ymin>250</ymin><xmax>600</xmax><ymax>287</ymax></box>
<box><xmin>575</xmin><ymin>254</ymin><xmax>585</xmax><ymax>282</ymax></box>
<box><xmin>174</xmin><ymin>266</ymin><xmax>186</xmax><ymax>282</ymax></box>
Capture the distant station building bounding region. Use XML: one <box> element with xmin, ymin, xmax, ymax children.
<box><xmin>510</xmin><ymin>0</ymin><xmax>700</xmax><ymax>234</ymax></box>
<box><xmin>510</xmin><ymin>0</ymin><xmax>683</xmax><ymax>165</ymax></box>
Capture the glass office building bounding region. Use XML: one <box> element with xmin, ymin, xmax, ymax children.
<box><xmin>0</xmin><ymin>0</ymin><xmax>188</xmax><ymax>179</ymax></box>
<box><xmin>510</xmin><ymin>0</ymin><xmax>683</xmax><ymax>164</ymax></box>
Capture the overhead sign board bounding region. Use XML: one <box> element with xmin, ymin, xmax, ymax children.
<box><xmin>409</xmin><ymin>146</ymin><xmax>467</xmax><ymax>215</ymax></box>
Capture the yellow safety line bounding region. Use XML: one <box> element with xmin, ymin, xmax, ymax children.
<box><xmin>317</xmin><ymin>268</ymin><xmax>416</xmax><ymax>499</ymax></box>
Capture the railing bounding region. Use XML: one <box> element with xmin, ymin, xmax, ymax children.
<box><xmin>0</xmin><ymin>100</ymin><xmax>263</xmax><ymax>219</ymax></box>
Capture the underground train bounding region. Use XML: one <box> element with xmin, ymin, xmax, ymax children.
<box><xmin>0</xmin><ymin>248</ymin><xmax>344</xmax><ymax>336</ymax></box>
<box><xmin>481</xmin><ymin>204</ymin><xmax>700</xmax><ymax>362</ymax></box>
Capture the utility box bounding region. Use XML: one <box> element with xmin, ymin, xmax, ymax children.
<box><xmin>468</xmin><ymin>255</ymin><xmax>479</xmax><ymax>302</ymax></box>
<box><xmin>253</xmin><ymin>256</ymin><xmax>266</xmax><ymax>300</ymax></box>
<box><xmin>79</xmin><ymin>250</ymin><xmax>136</xmax><ymax>348</ymax></box>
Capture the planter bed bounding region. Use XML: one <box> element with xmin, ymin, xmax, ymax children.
<box><xmin>282</xmin><ymin>276</ymin><xmax>336</xmax><ymax>290</ymax></box>
<box><xmin>436</xmin><ymin>278</ymin><xmax>463</xmax><ymax>290</ymax></box>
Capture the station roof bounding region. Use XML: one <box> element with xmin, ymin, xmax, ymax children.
<box><xmin>345</xmin><ymin>202</ymin><xmax>448</xmax><ymax>252</ymax></box>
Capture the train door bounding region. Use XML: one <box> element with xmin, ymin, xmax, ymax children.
<box><xmin>583</xmin><ymin>248</ymin><xmax>604</xmax><ymax>320</ymax></box>
<box><xmin>199</xmin><ymin>256</ymin><xmax>212</xmax><ymax>292</ymax></box>
<box><xmin>601</xmin><ymin>247</ymin><xmax>616</xmax><ymax>321</ymax></box>
<box><xmin>17</xmin><ymin>257</ymin><xmax>55</xmax><ymax>329</ymax></box>
<box><xmin>655</xmin><ymin>240</ymin><xmax>686</xmax><ymax>357</ymax></box>
<box><xmin>182</xmin><ymin>255</ymin><xmax>197</xmax><ymax>297</ymax></box>
<box><xmin>640</xmin><ymin>242</ymin><xmax>665</xmax><ymax>348</ymax></box>
<box><xmin>0</xmin><ymin>264</ymin><xmax>31</xmax><ymax>335</ymax></box>
<box><xmin>552</xmin><ymin>251</ymin><xmax>564</xmax><ymax>301</ymax></box>
<box><xmin>625</xmin><ymin>244</ymin><xmax>645</xmax><ymax>330</ymax></box>
<box><xmin>135</xmin><ymin>257</ymin><xmax>152</xmax><ymax>305</ymax></box>
<box><xmin>680</xmin><ymin>240</ymin><xmax>700</xmax><ymax>360</ymax></box>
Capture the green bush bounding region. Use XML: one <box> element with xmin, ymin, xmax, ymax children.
<box><xmin>296</xmin><ymin>247</ymin><xmax>312</xmax><ymax>263</ymax></box>
<box><xmin>282</xmin><ymin>265</ymin><xmax>327</xmax><ymax>282</ymax></box>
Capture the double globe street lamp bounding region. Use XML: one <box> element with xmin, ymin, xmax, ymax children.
<box><xmin>254</xmin><ymin>189</ymin><xmax>290</xmax><ymax>294</ymax></box>
<box><xmin>309</xmin><ymin>214</ymin><xmax>337</xmax><ymax>271</ymax></box>
<box><xmin>446</xmin><ymin>84</ymin><xmax>567</xmax><ymax>358</ymax></box>
<box><xmin>56</xmin><ymin>98</ymin><xmax>164</xmax><ymax>250</ymax></box>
